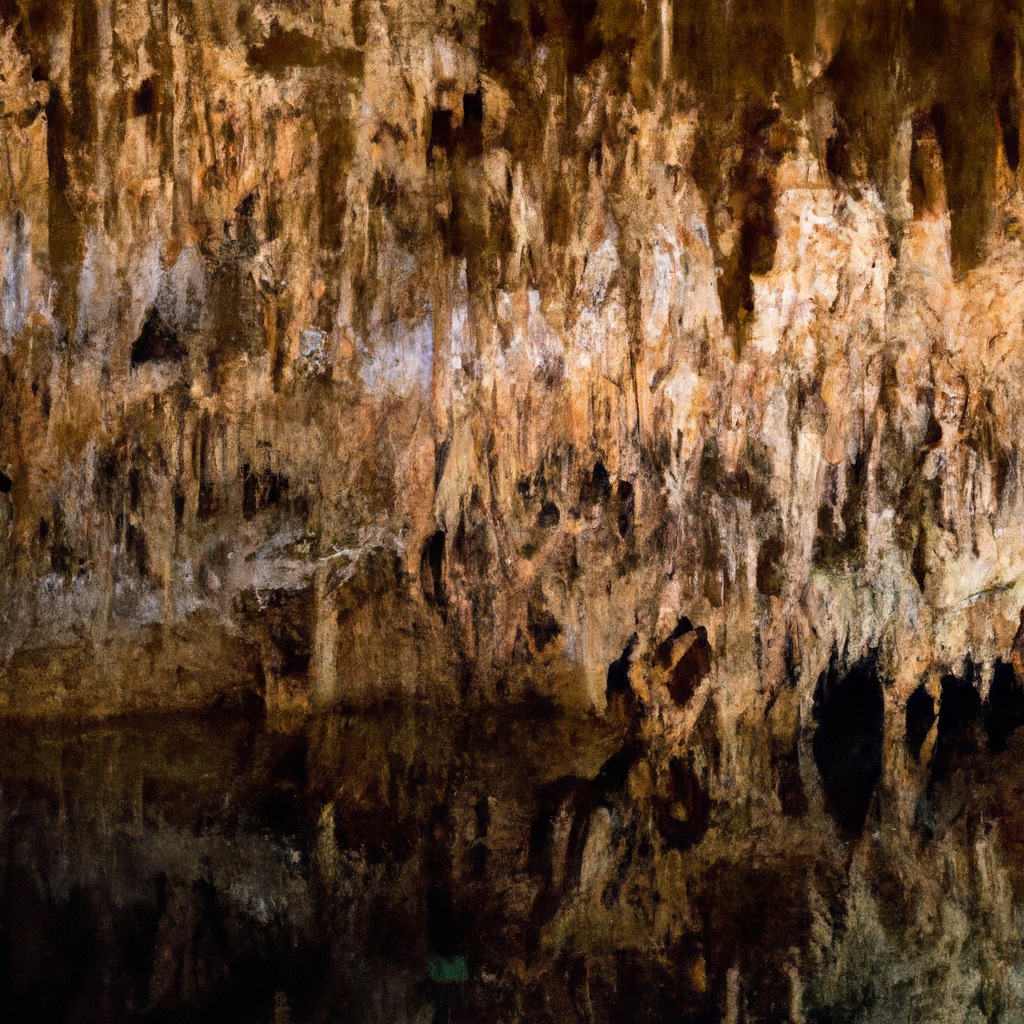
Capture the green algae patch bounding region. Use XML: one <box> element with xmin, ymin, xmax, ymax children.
<box><xmin>428</xmin><ymin>956</ymin><xmax>468</xmax><ymax>984</ymax></box>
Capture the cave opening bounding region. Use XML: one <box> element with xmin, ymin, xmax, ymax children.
<box><xmin>985</xmin><ymin>659</ymin><xmax>1024</xmax><ymax>753</ymax></box>
<box><xmin>812</xmin><ymin>652</ymin><xmax>885</xmax><ymax>834</ymax></box>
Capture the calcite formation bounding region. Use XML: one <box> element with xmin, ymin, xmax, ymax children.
<box><xmin>4</xmin><ymin>1</ymin><xmax>1024</xmax><ymax>1019</ymax></box>
<box><xmin>0</xmin><ymin>0</ymin><xmax>1021</xmax><ymax>719</ymax></box>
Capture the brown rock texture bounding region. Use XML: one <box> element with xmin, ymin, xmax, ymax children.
<box><xmin>5</xmin><ymin>2</ymin><xmax>1024</xmax><ymax>1017</ymax></box>
<box><xmin>1</xmin><ymin>0</ymin><xmax>1023</xmax><ymax>722</ymax></box>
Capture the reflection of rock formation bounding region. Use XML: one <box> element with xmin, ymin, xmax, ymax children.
<box><xmin>5</xmin><ymin>687</ymin><xmax>1024</xmax><ymax>1023</ymax></box>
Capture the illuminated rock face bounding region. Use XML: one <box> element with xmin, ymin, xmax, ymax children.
<box><xmin>3</xmin><ymin>0</ymin><xmax>1024</xmax><ymax>765</ymax></box>
<box><xmin>4</xmin><ymin>0</ymin><xmax>1024</xmax><ymax>1019</ymax></box>
<box><xmin>3</xmin><ymin>0</ymin><xmax>1024</xmax><ymax>861</ymax></box>
<box><xmin>0</xmin><ymin>0</ymin><xmax>1022</xmax><ymax>721</ymax></box>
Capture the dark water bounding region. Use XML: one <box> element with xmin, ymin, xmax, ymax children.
<box><xmin>3</xmin><ymin>697</ymin><xmax>1024</xmax><ymax>1024</ymax></box>
<box><xmin>0</xmin><ymin>707</ymin><xmax>627</xmax><ymax>1024</ymax></box>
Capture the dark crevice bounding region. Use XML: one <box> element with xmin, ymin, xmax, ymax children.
<box><xmin>905</xmin><ymin>684</ymin><xmax>936</xmax><ymax>760</ymax></box>
<box><xmin>605</xmin><ymin>633</ymin><xmax>638</xmax><ymax>701</ymax></box>
<box><xmin>932</xmin><ymin>660</ymin><xmax>984</xmax><ymax>772</ymax></box>
<box><xmin>421</xmin><ymin>530</ymin><xmax>448</xmax><ymax>621</ymax></box>
<box><xmin>526</xmin><ymin>598</ymin><xmax>561</xmax><ymax>652</ymax></box>
<box><xmin>653</xmin><ymin>753</ymin><xmax>712</xmax><ymax>852</ymax></box>
<box><xmin>130</xmin><ymin>308</ymin><xmax>185</xmax><ymax>367</ymax></box>
<box><xmin>812</xmin><ymin>651</ymin><xmax>884</xmax><ymax>834</ymax></box>
<box><xmin>536</xmin><ymin>501</ymin><xmax>560</xmax><ymax>529</ymax></box>
<box><xmin>985</xmin><ymin>659</ymin><xmax>1024</xmax><ymax>753</ymax></box>
<box><xmin>667</xmin><ymin>627</ymin><xmax>712</xmax><ymax>707</ymax></box>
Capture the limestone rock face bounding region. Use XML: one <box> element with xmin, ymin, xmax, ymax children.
<box><xmin>0</xmin><ymin>0</ymin><xmax>1020</xmax><ymax>744</ymax></box>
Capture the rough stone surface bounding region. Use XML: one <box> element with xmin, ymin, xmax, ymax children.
<box><xmin>1</xmin><ymin>0</ymin><xmax>1023</xmax><ymax>721</ymax></box>
<box><xmin>5</xmin><ymin>2</ymin><xmax>1024</xmax><ymax>1018</ymax></box>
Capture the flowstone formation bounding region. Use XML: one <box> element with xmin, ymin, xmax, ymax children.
<box><xmin>3</xmin><ymin>0</ymin><xmax>1024</xmax><ymax>1020</ymax></box>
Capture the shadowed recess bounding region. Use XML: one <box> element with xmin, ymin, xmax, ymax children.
<box><xmin>986</xmin><ymin>659</ymin><xmax>1024</xmax><ymax>753</ymax></box>
<box><xmin>812</xmin><ymin>652</ymin><xmax>884</xmax><ymax>834</ymax></box>
<box><xmin>905</xmin><ymin>683</ymin><xmax>936</xmax><ymax>761</ymax></box>
<box><xmin>130</xmin><ymin>308</ymin><xmax>185</xmax><ymax>367</ymax></box>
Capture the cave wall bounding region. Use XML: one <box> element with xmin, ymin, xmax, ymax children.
<box><xmin>6</xmin><ymin>3</ymin><xmax>1024</xmax><ymax>1019</ymax></box>
<box><xmin>0</xmin><ymin>0</ymin><xmax>1022</xmax><ymax>759</ymax></box>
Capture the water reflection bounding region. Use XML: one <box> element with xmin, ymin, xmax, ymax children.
<box><xmin>0</xmin><ymin>707</ymin><xmax>626</xmax><ymax>1023</ymax></box>
<box><xmin>2</xmin><ymin>699</ymin><xmax>1024</xmax><ymax>1023</ymax></box>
